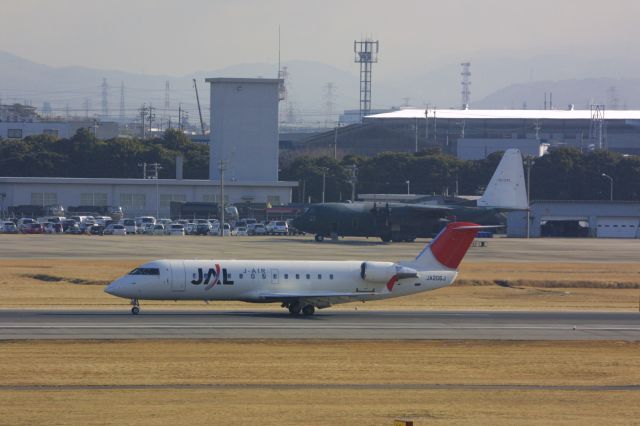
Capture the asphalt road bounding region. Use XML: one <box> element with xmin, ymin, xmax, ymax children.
<box><xmin>1</xmin><ymin>310</ymin><xmax>639</xmax><ymax>340</ymax></box>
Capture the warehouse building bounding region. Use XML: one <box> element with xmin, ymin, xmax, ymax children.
<box><xmin>507</xmin><ymin>200</ymin><xmax>640</xmax><ymax>238</ymax></box>
<box><xmin>366</xmin><ymin>108</ymin><xmax>640</xmax><ymax>158</ymax></box>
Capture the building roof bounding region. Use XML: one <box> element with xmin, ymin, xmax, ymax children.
<box><xmin>0</xmin><ymin>177</ymin><xmax>297</xmax><ymax>188</ymax></box>
<box><xmin>205</xmin><ymin>78</ymin><xmax>281</xmax><ymax>84</ymax></box>
<box><xmin>368</xmin><ymin>108</ymin><xmax>640</xmax><ymax>121</ymax></box>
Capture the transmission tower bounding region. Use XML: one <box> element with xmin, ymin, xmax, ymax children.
<box><xmin>83</xmin><ymin>98</ymin><xmax>91</xmax><ymax>118</ymax></box>
<box><xmin>589</xmin><ymin>104</ymin><xmax>606</xmax><ymax>150</ymax></box>
<box><xmin>164</xmin><ymin>80</ymin><xmax>171</xmax><ymax>128</ymax></box>
<box><xmin>101</xmin><ymin>78</ymin><xmax>109</xmax><ymax>119</ymax></box>
<box><xmin>354</xmin><ymin>39</ymin><xmax>379</xmax><ymax>121</ymax></box>
<box><xmin>323</xmin><ymin>82</ymin><xmax>337</xmax><ymax>127</ymax></box>
<box><xmin>461</xmin><ymin>62</ymin><xmax>471</xmax><ymax>109</ymax></box>
<box><xmin>119</xmin><ymin>82</ymin><xmax>125</xmax><ymax>123</ymax></box>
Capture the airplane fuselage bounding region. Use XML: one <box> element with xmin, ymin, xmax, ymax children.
<box><xmin>106</xmin><ymin>259</ymin><xmax>457</xmax><ymax>303</ymax></box>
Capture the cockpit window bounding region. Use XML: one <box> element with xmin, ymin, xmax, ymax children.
<box><xmin>128</xmin><ymin>268</ymin><xmax>160</xmax><ymax>276</ymax></box>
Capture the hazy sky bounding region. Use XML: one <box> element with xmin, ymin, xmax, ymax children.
<box><xmin>1</xmin><ymin>0</ymin><xmax>639</xmax><ymax>77</ymax></box>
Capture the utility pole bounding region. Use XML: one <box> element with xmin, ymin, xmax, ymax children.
<box><xmin>219</xmin><ymin>160</ymin><xmax>226</xmax><ymax>236</ymax></box>
<box><xmin>138</xmin><ymin>162</ymin><xmax>148</xmax><ymax>179</ymax></box>
<box><xmin>333</xmin><ymin>125</ymin><xmax>339</xmax><ymax>159</ymax></box>
<box><xmin>193</xmin><ymin>79</ymin><xmax>205</xmax><ymax>135</ymax></box>
<box><xmin>139</xmin><ymin>104</ymin><xmax>148</xmax><ymax>139</ymax></box>
<box><xmin>149</xmin><ymin>162</ymin><xmax>162</xmax><ymax>219</ymax></box>
<box><xmin>414</xmin><ymin>117</ymin><xmax>418</xmax><ymax>153</ymax></box>
<box><xmin>321</xmin><ymin>167</ymin><xmax>328</xmax><ymax>203</ymax></box>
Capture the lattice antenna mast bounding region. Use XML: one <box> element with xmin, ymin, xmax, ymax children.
<box><xmin>119</xmin><ymin>82</ymin><xmax>125</xmax><ymax>123</ymax></box>
<box><xmin>164</xmin><ymin>80</ymin><xmax>171</xmax><ymax>129</ymax></box>
<box><xmin>461</xmin><ymin>62</ymin><xmax>471</xmax><ymax>109</ymax></box>
<box><xmin>101</xmin><ymin>78</ymin><xmax>109</xmax><ymax>119</ymax></box>
<box><xmin>589</xmin><ymin>104</ymin><xmax>606</xmax><ymax>150</ymax></box>
<box><xmin>354</xmin><ymin>39</ymin><xmax>379</xmax><ymax>122</ymax></box>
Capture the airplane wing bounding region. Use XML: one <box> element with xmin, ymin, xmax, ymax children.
<box><xmin>256</xmin><ymin>291</ymin><xmax>381</xmax><ymax>307</ymax></box>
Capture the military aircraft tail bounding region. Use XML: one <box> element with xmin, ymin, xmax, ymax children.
<box><xmin>477</xmin><ymin>148</ymin><xmax>528</xmax><ymax>210</ymax></box>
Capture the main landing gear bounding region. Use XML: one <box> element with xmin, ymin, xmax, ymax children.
<box><xmin>130</xmin><ymin>298</ymin><xmax>140</xmax><ymax>315</ymax></box>
<box><xmin>284</xmin><ymin>301</ymin><xmax>315</xmax><ymax>316</ymax></box>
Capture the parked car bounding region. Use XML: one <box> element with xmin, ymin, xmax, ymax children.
<box><xmin>231</xmin><ymin>226</ymin><xmax>248</xmax><ymax>236</ymax></box>
<box><xmin>104</xmin><ymin>224</ymin><xmax>127</xmax><ymax>235</ymax></box>
<box><xmin>272</xmin><ymin>221</ymin><xmax>288</xmax><ymax>235</ymax></box>
<box><xmin>43</xmin><ymin>222</ymin><xmax>63</xmax><ymax>234</ymax></box>
<box><xmin>23</xmin><ymin>223</ymin><xmax>44</xmax><ymax>234</ymax></box>
<box><xmin>142</xmin><ymin>223</ymin><xmax>156</xmax><ymax>235</ymax></box>
<box><xmin>195</xmin><ymin>222</ymin><xmax>212</xmax><ymax>235</ymax></box>
<box><xmin>121</xmin><ymin>219</ymin><xmax>137</xmax><ymax>235</ymax></box>
<box><xmin>253</xmin><ymin>223</ymin><xmax>267</xmax><ymax>235</ymax></box>
<box><xmin>167</xmin><ymin>224</ymin><xmax>186</xmax><ymax>236</ymax></box>
<box><xmin>17</xmin><ymin>218</ymin><xmax>35</xmax><ymax>232</ymax></box>
<box><xmin>152</xmin><ymin>224</ymin><xmax>165</xmax><ymax>236</ymax></box>
<box><xmin>1</xmin><ymin>221</ymin><xmax>18</xmax><ymax>233</ymax></box>
<box><xmin>89</xmin><ymin>224</ymin><xmax>105</xmax><ymax>236</ymax></box>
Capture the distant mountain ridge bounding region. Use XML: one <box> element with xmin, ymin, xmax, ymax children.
<box><xmin>1</xmin><ymin>49</ymin><xmax>639</xmax><ymax>126</ymax></box>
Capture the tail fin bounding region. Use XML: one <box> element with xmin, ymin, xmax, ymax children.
<box><xmin>477</xmin><ymin>148</ymin><xmax>528</xmax><ymax>210</ymax></box>
<box><xmin>414</xmin><ymin>222</ymin><xmax>482</xmax><ymax>269</ymax></box>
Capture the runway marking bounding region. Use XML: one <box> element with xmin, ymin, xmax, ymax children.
<box><xmin>1</xmin><ymin>383</ymin><xmax>639</xmax><ymax>392</ymax></box>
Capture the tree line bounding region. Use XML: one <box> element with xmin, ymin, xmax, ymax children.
<box><xmin>1</xmin><ymin>129</ymin><xmax>639</xmax><ymax>203</ymax></box>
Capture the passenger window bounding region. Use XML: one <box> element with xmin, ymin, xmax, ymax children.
<box><xmin>296</xmin><ymin>274</ymin><xmax>300</xmax><ymax>279</ymax></box>
<box><xmin>239</xmin><ymin>274</ymin><xmax>243</xmax><ymax>279</ymax></box>
<box><xmin>330</xmin><ymin>274</ymin><xmax>334</xmax><ymax>280</ymax></box>
<box><xmin>284</xmin><ymin>274</ymin><xmax>288</xmax><ymax>279</ymax></box>
<box><xmin>318</xmin><ymin>274</ymin><xmax>322</xmax><ymax>279</ymax></box>
<box><xmin>306</xmin><ymin>274</ymin><xmax>310</xmax><ymax>279</ymax></box>
<box><xmin>228</xmin><ymin>274</ymin><xmax>232</xmax><ymax>279</ymax></box>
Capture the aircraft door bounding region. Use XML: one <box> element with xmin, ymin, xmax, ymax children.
<box><xmin>271</xmin><ymin>268</ymin><xmax>279</xmax><ymax>285</ymax></box>
<box><xmin>170</xmin><ymin>260</ymin><xmax>186</xmax><ymax>292</ymax></box>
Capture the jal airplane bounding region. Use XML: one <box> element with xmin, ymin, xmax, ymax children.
<box><xmin>105</xmin><ymin>221</ymin><xmax>487</xmax><ymax>315</ymax></box>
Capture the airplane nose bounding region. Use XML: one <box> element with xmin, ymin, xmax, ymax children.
<box><xmin>105</xmin><ymin>281</ymin><xmax>122</xmax><ymax>296</ymax></box>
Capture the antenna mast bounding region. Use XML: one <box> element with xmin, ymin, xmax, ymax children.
<box><xmin>354</xmin><ymin>38</ymin><xmax>379</xmax><ymax>122</ymax></box>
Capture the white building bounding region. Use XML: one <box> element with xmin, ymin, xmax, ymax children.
<box><xmin>0</xmin><ymin>177</ymin><xmax>294</xmax><ymax>218</ymax></box>
<box><xmin>206</xmin><ymin>78</ymin><xmax>280</xmax><ymax>182</ymax></box>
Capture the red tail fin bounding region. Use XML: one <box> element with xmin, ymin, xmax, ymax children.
<box><xmin>429</xmin><ymin>222</ymin><xmax>481</xmax><ymax>269</ymax></box>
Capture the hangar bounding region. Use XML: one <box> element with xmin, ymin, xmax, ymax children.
<box><xmin>507</xmin><ymin>200</ymin><xmax>640</xmax><ymax>238</ymax></box>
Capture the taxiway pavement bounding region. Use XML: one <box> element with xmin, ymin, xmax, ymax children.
<box><xmin>1</xmin><ymin>310</ymin><xmax>638</xmax><ymax>340</ymax></box>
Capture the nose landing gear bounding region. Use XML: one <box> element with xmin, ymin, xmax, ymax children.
<box><xmin>130</xmin><ymin>298</ymin><xmax>140</xmax><ymax>315</ymax></box>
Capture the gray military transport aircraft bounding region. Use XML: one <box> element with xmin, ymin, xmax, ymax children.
<box><xmin>291</xmin><ymin>149</ymin><xmax>528</xmax><ymax>242</ymax></box>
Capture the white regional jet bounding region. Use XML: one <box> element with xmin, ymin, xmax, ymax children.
<box><xmin>105</xmin><ymin>221</ymin><xmax>488</xmax><ymax>315</ymax></box>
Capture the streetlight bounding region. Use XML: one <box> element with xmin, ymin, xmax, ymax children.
<box><xmin>321</xmin><ymin>168</ymin><xmax>328</xmax><ymax>203</ymax></box>
<box><xmin>601</xmin><ymin>173</ymin><xmax>613</xmax><ymax>201</ymax></box>
<box><xmin>525</xmin><ymin>157</ymin><xmax>535</xmax><ymax>239</ymax></box>
<box><xmin>405</xmin><ymin>180</ymin><xmax>410</xmax><ymax>195</ymax></box>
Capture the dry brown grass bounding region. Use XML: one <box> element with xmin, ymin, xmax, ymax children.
<box><xmin>1</xmin><ymin>259</ymin><xmax>639</xmax><ymax>311</ymax></box>
<box><xmin>1</xmin><ymin>340</ymin><xmax>639</xmax><ymax>425</ymax></box>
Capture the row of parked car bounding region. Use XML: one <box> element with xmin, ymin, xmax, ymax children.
<box><xmin>0</xmin><ymin>216</ymin><xmax>304</xmax><ymax>237</ymax></box>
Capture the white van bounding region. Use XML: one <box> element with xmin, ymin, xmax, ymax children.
<box><xmin>121</xmin><ymin>218</ymin><xmax>137</xmax><ymax>235</ymax></box>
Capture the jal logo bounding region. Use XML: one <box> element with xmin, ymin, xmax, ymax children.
<box><xmin>191</xmin><ymin>264</ymin><xmax>234</xmax><ymax>290</ymax></box>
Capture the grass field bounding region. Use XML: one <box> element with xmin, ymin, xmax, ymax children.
<box><xmin>2</xmin><ymin>259</ymin><xmax>639</xmax><ymax>311</ymax></box>
<box><xmin>1</xmin><ymin>340</ymin><xmax>639</xmax><ymax>425</ymax></box>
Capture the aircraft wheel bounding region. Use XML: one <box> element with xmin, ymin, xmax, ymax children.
<box><xmin>314</xmin><ymin>234</ymin><xmax>324</xmax><ymax>242</ymax></box>
<box><xmin>302</xmin><ymin>305</ymin><xmax>315</xmax><ymax>316</ymax></box>
<box><xmin>288</xmin><ymin>302</ymin><xmax>301</xmax><ymax>315</ymax></box>
<box><xmin>131</xmin><ymin>306</ymin><xmax>140</xmax><ymax>315</ymax></box>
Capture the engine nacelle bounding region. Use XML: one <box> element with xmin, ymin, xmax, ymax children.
<box><xmin>360</xmin><ymin>261</ymin><xmax>397</xmax><ymax>283</ymax></box>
